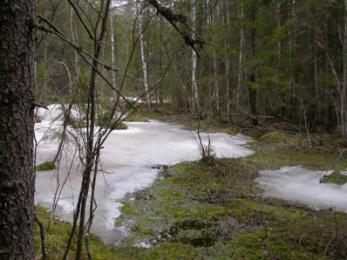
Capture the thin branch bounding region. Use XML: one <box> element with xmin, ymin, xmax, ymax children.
<box><xmin>66</xmin><ymin>0</ymin><xmax>94</xmax><ymax>40</ymax></box>
<box><xmin>145</xmin><ymin>0</ymin><xmax>205</xmax><ymax>56</ymax></box>
<box><xmin>37</xmin><ymin>16</ymin><xmax>116</xmax><ymax>72</ymax></box>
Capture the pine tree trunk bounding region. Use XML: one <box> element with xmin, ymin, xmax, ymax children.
<box><xmin>236</xmin><ymin>0</ymin><xmax>245</xmax><ymax>112</ymax></box>
<box><xmin>289</xmin><ymin>0</ymin><xmax>297</xmax><ymax>114</ymax></box>
<box><xmin>313</xmin><ymin>30</ymin><xmax>320</xmax><ymax>125</ymax></box>
<box><xmin>248</xmin><ymin>3</ymin><xmax>258</xmax><ymax>126</ymax></box>
<box><xmin>212</xmin><ymin>51</ymin><xmax>220</xmax><ymax>112</ymax></box>
<box><xmin>277</xmin><ymin>0</ymin><xmax>282</xmax><ymax>60</ymax></box>
<box><xmin>342</xmin><ymin>0</ymin><xmax>347</xmax><ymax>136</ymax></box>
<box><xmin>0</xmin><ymin>1</ymin><xmax>35</xmax><ymax>258</ymax></box>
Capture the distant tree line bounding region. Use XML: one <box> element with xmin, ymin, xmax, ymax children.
<box><xmin>36</xmin><ymin>0</ymin><xmax>347</xmax><ymax>136</ymax></box>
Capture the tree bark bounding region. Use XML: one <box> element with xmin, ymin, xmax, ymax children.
<box><xmin>342</xmin><ymin>0</ymin><xmax>347</xmax><ymax>136</ymax></box>
<box><xmin>236</xmin><ymin>0</ymin><xmax>245</xmax><ymax>112</ymax></box>
<box><xmin>277</xmin><ymin>0</ymin><xmax>282</xmax><ymax>60</ymax></box>
<box><xmin>289</xmin><ymin>0</ymin><xmax>297</xmax><ymax>113</ymax></box>
<box><xmin>222</xmin><ymin>0</ymin><xmax>231</xmax><ymax>120</ymax></box>
<box><xmin>248</xmin><ymin>2</ymin><xmax>258</xmax><ymax>126</ymax></box>
<box><xmin>0</xmin><ymin>1</ymin><xmax>35</xmax><ymax>259</ymax></box>
<box><xmin>110</xmin><ymin>13</ymin><xmax>118</xmax><ymax>101</ymax></box>
<box><xmin>137</xmin><ymin>1</ymin><xmax>151</xmax><ymax>108</ymax></box>
<box><xmin>71</xmin><ymin>7</ymin><xmax>80</xmax><ymax>75</ymax></box>
<box><xmin>212</xmin><ymin>50</ymin><xmax>220</xmax><ymax>112</ymax></box>
<box><xmin>191</xmin><ymin>0</ymin><xmax>200</xmax><ymax>115</ymax></box>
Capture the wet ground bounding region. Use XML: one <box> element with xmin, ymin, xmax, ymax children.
<box><xmin>257</xmin><ymin>166</ymin><xmax>347</xmax><ymax>212</ymax></box>
<box><xmin>34</xmin><ymin>116</ymin><xmax>253</xmax><ymax>245</ymax></box>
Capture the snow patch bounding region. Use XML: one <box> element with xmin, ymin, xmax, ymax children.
<box><xmin>35</xmin><ymin>119</ymin><xmax>253</xmax><ymax>245</ymax></box>
<box><xmin>256</xmin><ymin>166</ymin><xmax>347</xmax><ymax>212</ymax></box>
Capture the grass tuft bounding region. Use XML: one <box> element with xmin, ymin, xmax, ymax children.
<box><xmin>36</xmin><ymin>161</ymin><xmax>56</xmax><ymax>172</ymax></box>
<box><xmin>321</xmin><ymin>171</ymin><xmax>347</xmax><ymax>185</ymax></box>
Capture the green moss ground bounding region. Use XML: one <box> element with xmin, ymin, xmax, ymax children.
<box><xmin>116</xmin><ymin>124</ymin><xmax>347</xmax><ymax>259</ymax></box>
<box><xmin>117</xmin><ymin>160</ymin><xmax>347</xmax><ymax>259</ymax></box>
<box><xmin>321</xmin><ymin>171</ymin><xmax>347</xmax><ymax>185</ymax></box>
<box><xmin>128</xmin><ymin>108</ymin><xmax>239</xmax><ymax>135</ymax></box>
<box><xmin>35</xmin><ymin>207</ymin><xmax>124</xmax><ymax>259</ymax></box>
<box><xmin>35</xmin><ymin>111</ymin><xmax>347</xmax><ymax>259</ymax></box>
<box><xmin>36</xmin><ymin>161</ymin><xmax>56</xmax><ymax>171</ymax></box>
<box><xmin>243</xmin><ymin>131</ymin><xmax>347</xmax><ymax>171</ymax></box>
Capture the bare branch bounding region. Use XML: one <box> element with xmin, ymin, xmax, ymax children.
<box><xmin>145</xmin><ymin>0</ymin><xmax>205</xmax><ymax>56</ymax></box>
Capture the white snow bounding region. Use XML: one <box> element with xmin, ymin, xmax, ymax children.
<box><xmin>256</xmin><ymin>166</ymin><xmax>347</xmax><ymax>212</ymax></box>
<box><xmin>34</xmin><ymin>109</ymin><xmax>253</xmax><ymax>245</ymax></box>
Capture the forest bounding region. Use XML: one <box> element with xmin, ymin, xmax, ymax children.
<box><xmin>2</xmin><ymin>0</ymin><xmax>347</xmax><ymax>259</ymax></box>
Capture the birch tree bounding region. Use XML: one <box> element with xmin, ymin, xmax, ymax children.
<box><xmin>223</xmin><ymin>0</ymin><xmax>231</xmax><ymax>119</ymax></box>
<box><xmin>191</xmin><ymin>0</ymin><xmax>200</xmax><ymax>115</ymax></box>
<box><xmin>110</xmin><ymin>13</ymin><xmax>118</xmax><ymax>101</ymax></box>
<box><xmin>137</xmin><ymin>0</ymin><xmax>151</xmax><ymax>108</ymax></box>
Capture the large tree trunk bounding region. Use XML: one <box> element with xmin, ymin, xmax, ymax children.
<box><xmin>0</xmin><ymin>1</ymin><xmax>35</xmax><ymax>259</ymax></box>
<box><xmin>342</xmin><ymin>0</ymin><xmax>347</xmax><ymax>136</ymax></box>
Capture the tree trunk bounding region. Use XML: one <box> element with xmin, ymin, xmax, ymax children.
<box><xmin>222</xmin><ymin>0</ymin><xmax>231</xmax><ymax>120</ymax></box>
<box><xmin>248</xmin><ymin>3</ymin><xmax>258</xmax><ymax>126</ymax></box>
<box><xmin>191</xmin><ymin>0</ymin><xmax>200</xmax><ymax>115</ymax></box>
<box><xmin>277</xmin><ymin>0</ymin><xmax>282</xmax><ymax>60</ymax></box>
<box><xmin>71</xmin><ymin>7</ymin><xmax>80</xmax><ymax>75</ymax></box>
<box><xmin>342</xmin><ymin>0</ymin><xmax>347</xmax><ymax>136</ymax></box>
<box><xmin>158</xmin><ymin>17</ymin><xmax>164</xmax><ymax>105</ymax></box>
<box><xmin>110</xmin><ymin>14</ymin><xmax>118</xmax><ymax>101</ymax></box>
<box><xmin>312</xmin><ymin>30</ymin><xmax>320</xmax><ymax>125</ymax></box>
<box><xmin>0</xmin><ymin>1</ymin><xmax>35</xmax><ymax>259</ymax></box>
<box><xmin>212</xmin><ymin>50</ymin><xmax>220</xmax><ymax>112</ymax></box>
<box><xmin>236</xmin><ymin>0</ymin><xmax>245</xmax><ymax>112</ymax></box>
<box><xmin>137</xmin><ymin>1</ymin><xmax>151</xmax><ymax>108</ymax></box>
<box><xmin>289</xmin><ymin>0</ymin><xmax>297</xmax><ymax>115</ymax></box>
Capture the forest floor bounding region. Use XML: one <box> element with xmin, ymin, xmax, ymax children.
<box><xmin>35</xmin><ymin>108</ymin><xmax>347</xmax><ymax>259</ymax></box>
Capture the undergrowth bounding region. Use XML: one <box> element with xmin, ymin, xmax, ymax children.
<box><xmin>36</xmin><ymin>111</ymin><xmax>347</xmax><ymax>259</ymax></box>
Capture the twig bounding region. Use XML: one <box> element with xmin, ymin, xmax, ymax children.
<box><xmin>35</xmin><ymin>214</ymin><xmax>47</xmax><ymax>260</ymax></box>
<box><xmin>146</xmin><ymin>0</ymin><xmax>205</xmax><ymax>56</ymax></box>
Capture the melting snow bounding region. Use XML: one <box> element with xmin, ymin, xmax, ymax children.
<box><xmin>34</xmin><ymin>107</ymin><xmax>253</xmax><ymax>245</ymax></box>
<box><xmin>256</xmin><ymin>166</ymin><xmax>347</xmax><ymax>212</ymax></box>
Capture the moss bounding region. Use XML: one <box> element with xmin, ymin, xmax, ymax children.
<box><xmin>118</xmin><ymin>144</ymin><xmax>347</xmax><ymax>258</ymax></box>
<box><xmin>128</xmin><ymin>109</ymin><xmax>239</xmax><ymax>135</ymax></box>
<box><xmin>260</xmin><ymin>131</ymin><xmax>297</xmax><ymax>143</ymax></box>
<box><xmin>140</xmin><ymin>243</ymin><xmax>199</xmax><ymax>259</ymax></box>
<box><xmin>36</xmin><ymin>161</ymin><xmax>56</xmax><ymax>171</ymax></box>
<box><xmin>241</xmin><ymin>131</ymin><xmax>347</xmax><ymax>171</ymax></box>
<box><xmin>221</xmin><ymin>230</ymin><xmax>317</xmax><ymax>259</ymax></box>
<box><xmin>321</xmin><ymin>171</ymin><xmax>347</xmax><ymax>185</ymax></box>
<box><xmin>35</xmin><ymin>112</ymin><xmax>347</xmax><ymax>258</ymax></box>
<box><xmin>35</xmin><ymin>207</ymin><xmax>122</xmax><ymax>259</ymax></box>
